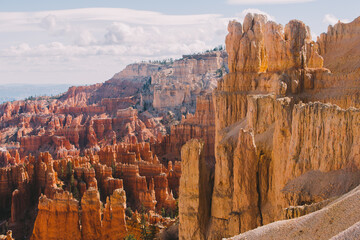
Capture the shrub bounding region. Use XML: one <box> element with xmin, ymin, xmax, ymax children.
<box><xmin>124</xmin><ymin>234</ymin><xmax>137</xmax><ymax>240</ymax></box>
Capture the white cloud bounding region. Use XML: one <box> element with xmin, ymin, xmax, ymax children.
<box><xmin>228</xmin><ymin>0</ymin><xmax>315</xmax><ymax>4</ymax></box>
<box><xmin>236</xmin><ymin>8</ymin><xmax>275</xmax><ymax>22</ymax></box>
<box><xmin>40</xmin><ymin>15</ymin><xmax>58</xmax><ymax>31</ymax></box>
<box><xmin>0</xmin><ymin>8</ymin><xmax>230</xmax><ymax>85</ymax></box>
<box><xmin>323</xmin><ymin>14</ymin><xmax>350</xmax><ymax>26</ymax></box>
<box><xmin>75</xmin><ymin>30</ymin><xmax>97</xmax><ymax>46</ymax></box>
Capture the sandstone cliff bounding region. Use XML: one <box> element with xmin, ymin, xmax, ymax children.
<box><xmin>154</xmin><ymin>93</ymin><xmax>215</xmax><ymax>163</ymax></box>
<box><xmin>318</xmin><ymin>16</ymin><xmax>360</xmax><ymax>73</ymax></box>
<box><xmin>31</xmin><ymin>192</ymin><xmax>81</xmax><ymax>240</ymax></box>
<box><xmin>31</xmin><ymin>188</ymin><xmax>128</xmax><ymax>240</ymax></box>
<box><xmin>179</xmin><ymin>139</ymin><xmax>213</xmax><ymax>240</ymax></box>
<box><xmin>179</xmin><ymin>13</ymin><xmax>360</xmax><ymax>239</ymax></box>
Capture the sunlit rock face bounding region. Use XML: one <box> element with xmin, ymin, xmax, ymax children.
<box><xmin>179</xmin><ymin>13</ymin><xmax>360</xmax><ymax>239</ymax></box>
<box><xmin>0</xmin><ymin>139</ymin><xmax>180</xmax><ymax>239</ymax></box>
<box><xmin>31</xmin><ymin>192</ymin><xmax>81</xmax><ymax>240</ymax></box>
<box><xmin>31</xmin><ymin>188</ymin><xmax>128</xmax><ymax>240</ymax></box>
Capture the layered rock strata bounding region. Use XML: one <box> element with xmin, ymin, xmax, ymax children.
<box><xmin>180</xmin><ymin>13</ymin><xmax>360</xmax><ymax>239</ymax></box>
<box><xmin>155</xmin><ymin>93</ymin><xmax>215</xmax><ymax>162</ymax></box>
<box><xmin>0</xmin><ymin>51</ymin><xmax>227</xmax><ymax>159</ymax></box>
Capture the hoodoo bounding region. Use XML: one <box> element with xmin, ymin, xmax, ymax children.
<box><xmin>179</xmin><ymin>13</ymin><xmax>360</xmax><ymax>239</ymax></box>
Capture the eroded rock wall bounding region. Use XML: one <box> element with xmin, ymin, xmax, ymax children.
<box><xmin>31</xmin><ymin>192</ymin><xmax>81</xmax><ymax>240</ymax></box>
<box><xmin>179</xmin><ymin>139</ymin><xmax>213</xmax><ymax>240</ymax></box>
<box><xmin>180</xmin><ymin>13</ymin><xmax>360</xmax><ymax>239</ymax></box>
<box><xmin>31</xmin><ymin>188</ymin><xmax>128</xmax><ymax>240</ymax></box>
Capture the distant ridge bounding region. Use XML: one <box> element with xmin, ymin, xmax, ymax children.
<box><xmin>0</xmin><ymin>84</ymin><xmax>72</xmax><ymax>103</ymax></box>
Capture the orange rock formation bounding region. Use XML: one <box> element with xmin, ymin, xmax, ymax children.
<box><xmin>179</xmin><ymin>13</ymin><xmax>360</xmax><ymax>239</ymax></box>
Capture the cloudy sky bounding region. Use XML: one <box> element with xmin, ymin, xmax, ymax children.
<box><xmin>0</xmin><ymin>0</ymin><xmax>359</xmax><ymax>85</ymax></box>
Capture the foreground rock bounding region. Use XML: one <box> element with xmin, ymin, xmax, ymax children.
<box><xmin>31</xmin><ymin>192</ymin><xmax>81</xmax><ymax>240</ymax></box>
<box><xmin>228</xmin><ymin>185</ymin><xmax>360</xmax><ymax>240</ymax></box>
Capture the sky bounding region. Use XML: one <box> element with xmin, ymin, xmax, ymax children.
<box><xmin>0</xmin><ymin>0</ymin><xmax>359</xmax><ymax>85</ymax></box>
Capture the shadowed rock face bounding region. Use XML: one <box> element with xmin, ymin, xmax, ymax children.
<box><xmin>154</xmin><ymin>93</ymin><xmax>216</xmax><ymax>163</ymax></box>
<box><xmin>179</xmin><ymin>13</ymin><xmax>360</xmax><ymax>239</ymax></box>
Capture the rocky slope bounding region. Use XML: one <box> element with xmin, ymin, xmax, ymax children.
<box><xmin>228</xmin><ymin>185</ymin><xmax>360</xmax><ymax>240</ymax></box>
<box><xmin>0</xmin><ymin>51</ymin><xmax>226</xmax><ymax>160</ymax></box>
<box><xmin>179</xmin><ymin>13</ymin><xmax>360</xmax><ymax>239</ymax></box>
<box><xmin>154</xmin><ymin>93</ymin><xmax>215</xmax><ymax>164</ymax></box>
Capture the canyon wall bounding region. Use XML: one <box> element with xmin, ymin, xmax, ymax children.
<box><xmin>151</xmin><ymin>51</ymin><xmax>227</xmax><ymax>111</ymax></box>
<box><xmin>0</xmin><ymin>51</ymin><xmax>227</xmax><ymax>160</ymax></box>
<box><xmin>180</xmin><ymin>13</ymin><xmax>360</xmax><ymax>239</ymax></box>
<box><xmin>154</xmin><ymin>93</ymin><xmax>215</xmax><ymax>163</ymax></box>
<box><xmin>179</xmin><ymin>139</ymin><xmax>213</xmax><ymax>240</ymax></box>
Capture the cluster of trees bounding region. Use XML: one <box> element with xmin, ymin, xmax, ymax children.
<box><xmin>124</xmin><ymin>207</ymin><xmax>157</xmax><ymax>240</ymax></box>
<box><xmin>124</xmin><ymin>203</ymin><xmax>179</xmax><ymax>240</ymax></box>
<box><xmin>161</xmin><ymin>202</ymin><xmax>179</xmax><ymax>219</ymax></box>
<box><xmin>25</xmin><ymin>93</ymin><xmax>63</xmax><ymax>101</ymax></box>
<box><xmin>205</xmin><ymin>44</ymin><xmax>225</xmax><ymax>52</ymax></box>
<box><xmin>24</xmin><ymin>95</ymin><xmax>50</xmax><ymax>101</ymax></box>
<box><xmin>58</xmin><ymin>161</ymin><xmax>80</xmax><ymax>200</ymax></box>
<box><xmin>139</xmin><ymin>214</ymin><xmax>157</xmax><ymax>240</ymax></box>
<box><xmin>190</xmin><ymin>44</ymin><xmax>226</xmax><ymax>56</ymax></box>
<box><xmin>141</xmin><ymin>58</ymin><xmax>175</xmax><ymax>65</ymax></box>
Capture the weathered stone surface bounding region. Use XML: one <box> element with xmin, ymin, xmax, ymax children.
<box><xmin>81</xmin><ymin>188</ymin><xmax>102</xmax><ymax>240</ymax></box>
<box><xmin>0</xmin><ymin>50</ymin><xmax>227</xmax><ymax>159</ymax></box>
<box><xmin>227</xmin><ymin>185</ymin><xmax>360</xmax><ymax>240</ymax></box>
<box><xmin>31</xmin><ymin>187</ymin><xmax>129</xmax><ymax>240</ymax></box>
<box><xmin>208</xmin><ymin>129</ymin><xmax>260</xmax><ymax>239</ymax></box>
<box><xmin>101</xmin><ymin>188</ymin><xmax>128</xmax><ymax>240</ymax></box>
<box><xmin>31</xmin><ymin>192</ymin><xmax>81</xmax><ymax>240</ymax></box>
<box><xmin>179</xmin><ymin>139</ymin><xmax>213</xmax><ymax>240</ymax></box>
<box><xmin>226</xmin><ymin>13</ymin><xmax>322</xmax><ymax>74</ymax></box>
<box><xmin>0</xmin><ymin>139</ymin><xmax>179</xmax><ymax>239</ymax></box>
<box><xmin>151</xmin><ymin>51</ymin><xmax>227</xmax><ymax>110</ymax></box>
<box><xmin>318</xmin><ymin>16</ymin><xmax>360</xmax><ymax>73</ymax></box>
<box><xmin>180</xmin><ymin>13</ymin><xmax>360</xmax><ymax>240</ymax></box>
<box><xmin>156</xmin><ymin>94</ymin><xmax>215</xmax><ymax>162</ymax></box>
